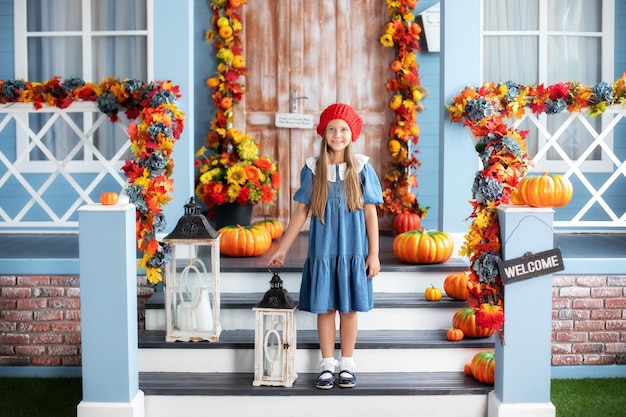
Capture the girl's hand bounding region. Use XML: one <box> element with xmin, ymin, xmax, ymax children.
<box><xmin>267</xmin><ymin>250</ymin><xmax>286</xmax><ymax>268</ymax></box>
<box><xmin>365</xmin><ymin>254</ymin><xmax>380</xmax><ymax>278</ymax></box>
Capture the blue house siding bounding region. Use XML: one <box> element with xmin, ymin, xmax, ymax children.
<box><xmin>193</xmin><ymin>3</ymin><xmax>215</xmax><ymax>152</ymax></box>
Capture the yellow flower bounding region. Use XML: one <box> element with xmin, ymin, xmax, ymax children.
<box><xmin>227</xmin><ymin>184</ymin><xmax>241</xmax><ymax>201</ymax></box>
<box><xmin>205</xmin><ymin>29</ymin><xmax>215</xmax><ymax>43</ymax></box>
<box><xmin>389</xmin><ymin>94</ymin><xmax>403</xmax><ymax>110</ymax></box>
<box><xmin>232</xmin><ymin>20</ymin><xmax>242</xmax><ymax>32</ymax></box>
<box><xmin>226</xmin><ymin>165</ymin><xmax>247</xmax><ymax>185</ymax></box>
<box><xmin>403</xmin><ymin>13</ymin><xmax>415</xmax><ymax>22</ymax></box>
<box><xmin>237</xmin><ymin>139</ymin><xmax>259</xmax><ymax>160</ymax></box>
<box><xmin>195</xmin><ymin>146</ymin><xmax>207</xmax><ymax>158</ymax></box>
<box><xmin>216</xmin><ymin>48</ymin><xmax>234</xmax><ymax>64</ymax></box>
<box><xmin>412</xmin><ymin>89</ymin><xmax>422</xmax><ymax>102</ymax></box>
<box><xmin>379</xmin><ymin>33</ymin><xmax>394</xmax><ymax>47</ymax></box>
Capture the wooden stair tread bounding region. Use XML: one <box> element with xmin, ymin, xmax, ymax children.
<box><xmin>139</xmin><ymin>371</ymin><xmax>492</xmax><ymax>396</ymax></box>
<box><xmin>145</xmin><ymin>292</ymin><xmax>468</xmax><ymax>310</ymax></box>
<box><xmin>139</xmin><ymin>329</ymin><xmax>495</xmax><ymax>350</ymax></box>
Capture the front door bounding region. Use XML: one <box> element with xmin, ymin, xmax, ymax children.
<box><xmin>240</xmin><ymin>1</ymin><xmax>393</xmax><ymax>228</ymax></box>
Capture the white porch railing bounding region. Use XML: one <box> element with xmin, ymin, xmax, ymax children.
<box><xmin>511</xmin><ymin>105</ymin><xmax>626</xmax><ymax>229</ymax></box>
<box><xmin>0</xmin><ymin>102</ymin><xmax>130</xmax><ymax>230</ymax></box>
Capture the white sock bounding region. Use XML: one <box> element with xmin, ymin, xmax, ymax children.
<box><xmin>339</xmin><ymin>356</ymin><xmax>355</xmax><ymax>375</ymax></box>
<box><xmin>318</xmin><ymin>357</ymin><xmax>337</xmax><ymax>379</ymax></box>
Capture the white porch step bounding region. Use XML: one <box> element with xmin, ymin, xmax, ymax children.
<box><xmin>145</xmin><ymin>291</ymin><xmax>468</xmax><ymax>331</ymax></box>
<box><xmin>138</xmin><ymin>329</ymin><xmax>494</xmax><ymax>373</ymax></box>
<box><xmin>140</xmin><ymin>372</ymin><xmax>490</xmax><ymax>417</ymax></box>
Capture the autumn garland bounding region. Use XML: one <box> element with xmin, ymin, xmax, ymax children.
<box><xmin>447</xmin><ymin>74</ymin><xmax>626</xmax><ymax>333</ymax></box>
<box><xmin>194</xmin><ymin>0</ymin><xmax>280</xmax><ymax>217</ymax></box>
<box><xmin>0</xmin><ymin>76</ymin><xmax>185</xmax><ymax>284</ymax></box>
<box><xmin>379</xmin><ymin>0</ymin><xmax>428</xmax><ymax>218</ymax></box>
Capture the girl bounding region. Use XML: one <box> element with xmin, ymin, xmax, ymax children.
<box><xmin>268</xmin><ymin>103</ymin><xmax>383</xmax><ymax>389</ymax></box>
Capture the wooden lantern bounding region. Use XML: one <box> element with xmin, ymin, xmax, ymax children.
<box><xmin>252</xmin><ymin>271</ymin><xmax>298</xmax><ymax>387</ymax></box>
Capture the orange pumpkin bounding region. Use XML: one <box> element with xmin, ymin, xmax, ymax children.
<box><xmin>99</xmin><ymin>192</ymin><xmax>119</xmax><ymax>206</ymax></box>
<box><xmin>470</xmin><ymin>351</ymin><xmax>495</xmax><ymax>384</ymax></box>
<box><xmin>515</xmin><ymin>172</ymin><xmax>573</xmax><ymax>207</ymax></box>
<box><xmin>424</xmin><ymin>284</ymin><xmax>442</xmax><ymax>301</ymax></box>
<box><xmin>393</xmin><ymin>229</ymin><xmax>454</xmax><ymax>264</ymax></box>
<box><xmin>252</xmin><ymin>219</ymin><xmax>284</xmax><ymax>240</ymax></box>
<box><xmin>392</xmin><ymin>212</ymin><xmax>422</xmax><ymax>235</ymax></box>
<box><xmin>452</xmin><ymin>308</ymin><xmax>495</xmax><ymax>338</ymax></box>
<box><xmin>463</xmin><ymin>362</ymin><xmax>473</xmax><ymax>376</ymax></box>
<box><xmin>219</xmin><ymin>224</ymin><xmax>272</xmax><ymax>257</ymax></box>
<box><xmin>443</xmin><ymin>271</ymin><xmax>469</xmax><ymax>301</ymax></box>
<box><xmin>446</xmin><ymin>328</ymin><xmax>464</xmax><ymax>341</ymax></box>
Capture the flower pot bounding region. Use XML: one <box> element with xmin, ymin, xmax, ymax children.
<box><xmin>214</xmin><ymin>203</ymin><xmax>253</xmax><ymax>229</ymax></box>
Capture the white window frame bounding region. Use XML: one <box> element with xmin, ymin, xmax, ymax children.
<box><xmin>12</xmin><ymin>0</ymin><xmax>154</xmax><ymax>173</ymax></box>
<box><xmin>480</xmin><ymin>0</ymin><xmax>615</xmax><ymax>173</ymax></box>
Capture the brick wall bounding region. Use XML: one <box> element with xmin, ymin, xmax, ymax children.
<box><xmin>552</xmin><ymin>275</ymin><xmax>626</xmax><ymax>366</ymax></box>
<box><xmin>1</xmin><ymin>273</ymin><xmax>625</xmax><ymax>367</ymax></box>
<box><xmin>0</xmin><ymin>275</ymin><xmax>154</xmax><ymax>367</ymax></box>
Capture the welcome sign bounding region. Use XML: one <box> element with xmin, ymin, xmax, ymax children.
<box><xmin>499</xmin><ymin>248</ymin><xmax>565</xmax><ymax>285</ymax></box>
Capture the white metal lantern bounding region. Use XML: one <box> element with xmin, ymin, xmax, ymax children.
<box><xmin>163</xmin><ymin>197</ymin><xmax>221</xmax><ymax>342</ymax></box>
<box><xmin>252</xmin><ymin>271</ymin><xmax>298</xmax><ymax>387</ymax></box>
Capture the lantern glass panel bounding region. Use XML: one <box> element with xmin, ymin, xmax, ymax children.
<box><xmin>167</xmin><ymin>243</ymin><xmax>217</xmax><ymax>333</ymax></box>
<box><xmin>262</xmin><ymin>313</ymin><xmax>285</xmax><ymax>378</ymax></box>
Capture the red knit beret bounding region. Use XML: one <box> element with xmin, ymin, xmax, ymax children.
<box><xmin>316</xmin><ymin>103</ymin><xmax>363</xmax><ymax>142</ymax></box>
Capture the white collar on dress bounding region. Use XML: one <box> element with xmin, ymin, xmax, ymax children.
<box><xmin>304</xmin><ymin>154</ymin><xmax>369</xmax><ymax>182</ymax></box>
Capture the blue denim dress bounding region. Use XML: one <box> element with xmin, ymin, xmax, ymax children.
<box><xmin>293</xmin><ymin>154</ymin><xmax>383</xmax><ymax>313</ymax></box>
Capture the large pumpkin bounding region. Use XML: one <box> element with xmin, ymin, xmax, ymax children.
<box><xmin>393</xmin><ymin>212</ymin><xmax>422</xmax><ymax>235</ymax></box>
<box><xmin>515</xmin><ymin>172</ymin><xmax>573</xmax><ymax>207</ymax></box>
<box><xmin>393</xmin><ymin>229</ymin><xmax>454</xmax><ymax>264</ymax></box>
<box><xmin>470</xmin><ymin>351</ymin><xmax>495</xmax><ymax>384</ymax></box>
<box><xmin>252</xmin><ymin>219</ymin><xmax>284</xmax><ymax>240</ymax></box>
<box><xmin>443</xmin><ymin>271</ymin><xmax>469</xmax><ymax>301</ymax></box>
<box><xmin>452</xmin><ymin>308</ymin><xmax>495</xmax><ymax>338</ymax></box>
<box><xmin>219</xmin><ymin>224</ymin><xmax>272</xmax><ymax>257</ymax></box>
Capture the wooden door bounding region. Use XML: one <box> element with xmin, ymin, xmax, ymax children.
<box><xmin>240</xmin><ymin>0</ymin><xmax>393</xmax><ymax>228</ymax></box>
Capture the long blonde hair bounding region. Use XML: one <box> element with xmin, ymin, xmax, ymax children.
<box><xmin>309</xmin><ymin>134</ymin><xmax>363</xmax><ymax>223</ymax></box>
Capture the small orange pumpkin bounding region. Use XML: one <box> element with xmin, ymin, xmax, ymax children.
<box><xmin>392</xmin><ymin>212</ymin><xmax>422</xmax><ymax>235</ymax></box>
<box><xmin>99</xmin><ymin>192</ymin><xmax>119</xmax><ymax>206</ymax></box>
<box><xmin>424</xmin><ymin>284</ymin><xmax>442</xmax><ymax>302</ymax></box>
<box><xmin>443</xmin><ymin>271</ymin><xmax>469</xmax><ymax>301</ymax></box>
<box><xmin>446</xmin><ymin>328</ymin><xmax>464</xmax><ymax>341</ymax></box>
<box><xmin>452</xmin><ymin>308</ymin><xmax>495</xmax><ymax>338</ymax></box>
<box><xmin>252</xmin><ymin>219</ymin><xmax>284</xmax><ymax>240</ymax></box>
<box><xmin>219</xmin><ymin>224</ymin><xmax>272</xmax><ymax>257</ymax></box>
<box><xmin>515</xmin><ymin>172</ymin><xmax>573</xmax><ymax>207</ymax></box>
<box><xmin>393</xmin><ymin>228</ymin><xmax>454</xmax><ymax>264</ymax></box>
<box><xmin>463</xmin><ymin>362</ymin><xmax>473</xmax><ymax>376</ymax></box>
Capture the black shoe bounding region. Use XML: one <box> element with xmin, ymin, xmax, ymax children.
<box><xmin>338</xmin><ymin>370</ymin><xmax>356</xmax><ymax>388</ymax></box>
<box><xmin>315</xmin><ymin>370</ymin><xmax>335</xmax><ymax>389</ymax></box>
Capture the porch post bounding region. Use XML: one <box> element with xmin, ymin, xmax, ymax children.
<box><xmin>439</xmin><ymin>0</ymin><xmax>480</xmax><ymax>234</ymax></box>
<box><xmin>77</xmin><ymin>203</ymin><xmax>144</xmax><ymax>417</ymax></box>
<box><xmin>488</xmin><ymin>206</ymin><xmax>556</xmax><ymax>417</ymax></box>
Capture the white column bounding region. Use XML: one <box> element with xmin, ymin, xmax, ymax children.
<box><xmin>77</xmin><ymin>203</ymin><xmax>144</xmax><ymax>417</ymax></box>
<box><xmin>489</xmin><ymin>206</ymin><xmax>556</xmax><ymax>417</ymax></box>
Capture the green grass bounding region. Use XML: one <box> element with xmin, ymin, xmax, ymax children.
<box><xmin>0</xmin><ymin>377</ymin><xmax>82</xmax><ymax>417</ymax></box>
<box><xmin>551</xmin><ymin>378</ymin><xmax>626</xmax><ymax>417</ymax></box>
<box><xmin>0</xmin><ymin>377</ymin><xmax>624</xmax><ymax>417</ymax></box>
